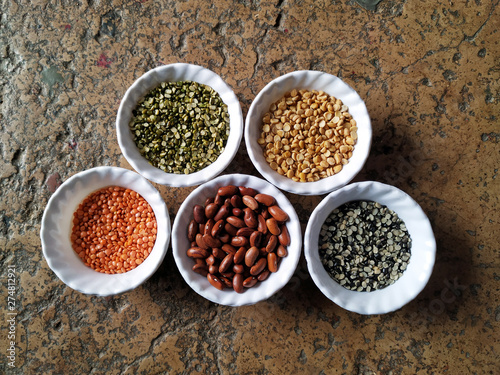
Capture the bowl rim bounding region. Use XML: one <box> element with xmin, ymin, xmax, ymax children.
<box><xmin>244</xmin><ymin>69</ymin><xmax>372</xmax><ymax>196</ymax></box>
<box><xmin>171</xmin><ymin>173</ymin><xmax>303</xmax><ymax>306</ymax></box>
<box><xmin>116</xmin><ymin>62</ymin><xmax>244</xmax><ymax>187</ymax></box>
<box><xmin>40</xmin><ymin>166</ymin><xmax>171</xmax><ymax>296</ymax></box>
<box><xmin>304</xmin><ymin>180</ymin><xmax>436</xmax><ymax>315</ymax></box>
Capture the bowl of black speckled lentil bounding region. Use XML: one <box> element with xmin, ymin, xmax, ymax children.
<box><xmin>116</xmin><ymin>63</ymin><xmax>244</xmax><ymax>187</ymax></box>
<box><xmin>304</xmin><ymin>181</ymin><xmax>436</xmax><ymax>315</ymax></box>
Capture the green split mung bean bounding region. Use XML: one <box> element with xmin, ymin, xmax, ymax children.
<box><xmin>129</xmin><ymin>80</ymin><xmax>230</xmax><ymax>174</ymax></box>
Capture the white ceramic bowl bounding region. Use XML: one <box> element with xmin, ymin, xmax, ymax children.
<box><xmin>116</xmin><ymin>63</ymin><xmax>244</xmax><ymax>186</ymax></box>
<box><xmin>245</xmin><ymin>70</ymin><xmax>372</xmax><ymax>195</ymax></box>
<box><xmin>40</xmin><ymin>167</ymin><xmax>171</xmax><ymax>296</ymax></box>
<box><xmin>304</xmin><ymin>181</ymin><xmax>436</xmax><ymax>315</ymax></box>
<box><xmin>171</xmin><ymin>174</ymin><xmax>302</xmax><ymax>306</ymax></box>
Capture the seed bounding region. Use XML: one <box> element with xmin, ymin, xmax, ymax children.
<box><xmin>187</xmin><ymin>185</ymin><xmax>291</xmax><ymax>292</ymax></box>
<box><xmin>259</xmin><ymin>90</ymin><xmax>357</xmax><ymax>182</ymax></box>
<box><xmin>129</xmin><ymin>80</ymin><xmax>229</xmax><ymax>174</ymax></box>
<box><xmin>318</xmin><ymin>200</ymin><xmax>411</xmax><ymax>292</ymax></box>
<box><xmin>71</xmin><ymin>186</ymin><xmax>157</xmax><ymax>274</ymax></box>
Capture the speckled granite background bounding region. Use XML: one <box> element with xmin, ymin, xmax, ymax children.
<box><xmin>0</xmin><ymin>0</ymin><xmax>498</xmax><ymax>374</ymax></box>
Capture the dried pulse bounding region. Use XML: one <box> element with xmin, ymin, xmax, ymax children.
<box><xmin>130</xmin><ymin>80</ymin><xmax>230</xmax><ymax>174</ymax></box>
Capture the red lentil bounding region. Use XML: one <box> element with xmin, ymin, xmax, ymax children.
<box><xmin>70</xmin><ymin>186</ymin><xmax>157</xmax><ymax>274</ymax></box>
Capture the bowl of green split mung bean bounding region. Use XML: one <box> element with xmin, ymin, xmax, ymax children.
<box><xmin>304</xmin><ymin>181</ymin><xmax>436</xmax><ymax>315</ymax></box>
<box><xmin>116</xmin><ymin>63</ymin><xmax>244</xmax><ymax>187</ymax></box>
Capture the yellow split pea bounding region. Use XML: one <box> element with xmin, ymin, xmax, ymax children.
<box><xmin>257</xmin><ymin>89</ymin><xmax>357</xmax><ymax>182</ymax></box>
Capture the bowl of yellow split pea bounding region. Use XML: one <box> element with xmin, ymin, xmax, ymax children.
<box><xmin>245</xmin><ymin>70</ymin><xmax>372</xmax><ymax>195</ymax></box>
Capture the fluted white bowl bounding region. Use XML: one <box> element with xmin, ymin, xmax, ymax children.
<box><xmin>41</xmin><ymin>167</ymin><xmax>170</xmax><ymax>296</ymax></box>
<box><xmin>245</xmin><ymin>70</ymin><xmax>372</xmax><ymax>195</ymax></box>
<box><xmin>171</xmin><ymin>173</ymin><xmax>302</xmax><ymax>306</ymax></box>
<box><xmin>304</xmin><ymin>181</ymin><xmax>436</xmax><ymax>314</ymax></box>
<box><xmin>117</xmin><ymin>63</ymin><xmax>243</xmax><ymax>187</ymax></box>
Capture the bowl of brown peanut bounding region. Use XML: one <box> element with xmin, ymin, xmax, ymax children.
<box><xmin>245</xmin><ymin>70</ymin><xmax>372</xmax><ymax>195</ymax></box>
<box><xmin>171</xmin><ymin>173</ymin><xmax>302</xmax><ymax>306</ymax></box>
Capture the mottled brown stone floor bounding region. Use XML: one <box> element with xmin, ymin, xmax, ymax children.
<box><xmin>0</xmin><ymin>0</ymin><xmax>499</xmax><ymax>374</ymax></box>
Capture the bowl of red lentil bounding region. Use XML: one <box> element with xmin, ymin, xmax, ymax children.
<box><xmin>116</xmin><ymin>63</ymin><xmax>244</xmax><ymax>187</ymax></box>
<box><xmin>171</xmin><ymin>173</ymin><xmax>302</xmax><ymax>306</ymax></box>
<box><xmin>41</xmin><ymin>166</ymin><xmax>170</xmax><ymax>296</ymax></box>
<box><xmin>245</xmin><ymin>70</ymin><xmax>372</xmax><ymax>195</ymax></box>
<box><xmin>303</xmin><ymin>181</ymin><xmax>436</xmax><ymax>314</ymax></box>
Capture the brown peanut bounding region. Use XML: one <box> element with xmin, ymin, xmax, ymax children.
<box><xmin>207</xmin><ymin>273</ymin><xmax>224</xmax><ymax>290</ymax></box>
<box><xmin>219</xmin><ymin>253</ymin><xmax>233</xmax><ymax>273</ymax></box>
<box><xmin>196</xmin><ymin>233</ymin><xmax>208</xmax><ymax>249</ymax></box>
<box><xmin>187</xmin><ymin>219</ymin><xmax>198</xmax><ymax>242</ymax></box>
<box><xmin>243</xmin><ymin>276</ymin><xmax>258</xmax><ymax>288</ymax></box>
<box><xmin>278</xmin><ymin>225</ymin><xmax>291</xmax><ymax>246</ymax></box>
<box><xmin>244</xmin><ymin>246</ymin><xmax>259</xmax><ymax>267</ymax></box>
<box><xmin>226</xmin><ymin>216</ymin><xmax>245</xmax><ymax>228</ymax></box>
<box><xmin>231</xmin><ymin>195</ymin><xmax>243</xmax><ymax>208</ymax></box>
<box><xmin>211</xmin><ymin>219</ymin><xmax>225</xmax><ymax>237</ymax></box>
<box><xmin>193</xmin><ymin>205</ymin><xmax>205</xmax><ymax>224</ymax></box>
<box><xmin>242</xmin><ymin>195</ymin><xmax>259</xmax><ymax>210</ymax></box>
<box><xmin>203</xmin><ymin>233</ymin><xmax>222</xmax><ymax>248</ymax></box>
<box><xmin>276</xmin><ymin>244</ymin><xmax>288</xmax><ymax>258</ymax></box>
<box><xmin>187</xmin><ymin>247</ymin><xmax>209</xmax><ymax>259</ymax></box>
<box><xmin>257</xmin><ymin>269</ymin><xmax>270</xmax><ymax>281</ymax></box>
<box><xmin>266</xmin><ymin>235</ymin><xmax>278</xmax><ymax>253</ymax></box>
<box><xmin>217</xmin><ymin>185</ymin><xmax>239</xmax><ymax>196</ymax></box>
<box><xmin>231</xmin><ymin>236</ymin><xmax>249</xmax><ymax>247</ymax></box>
<box><xmin>212</xmin><ymin>247</ymin><xmax>226</xmax><ymax>259</ymax></box>
<box><xmin>268</xmin><ymin>205</ymin><xmax>289</xmax><ymax>222</ymax></box>
<box><xmin>233</xmin><ymin>273</ymin><xmax>244</xmax><ymax>293</ymax></box>
<box><xmin>268</xmin><ymin>252</ymin><xmax>278</xmax><ymax>273</ymax></box>
<box><xmin>243</xmin><ymin>208</ymin><xmax>258</xmax><ymax>228</ymax></box>
<box><xmin>186</xmin><ymin>185</ymin><xmax>292</xmax><ymax>293</ymax></box>
<box><xmin>250</xmin><ymin>231</ymin><xmax>263</xmax><ymax>247</ymax></box>
<box><xmin>255</xmin><ymin>193</ymin><xmax>276</xmax><ymax>206</ymax></box>
<box><xmin>233</xmin><ymin>247</ymin><xmax>246</xmax><ymax>264</ymax></box>
<box><xmin>213</xmin><ymin>204</ymin><xmax>230</xmax><ymax>222</ymax></box>
<box><xmin>266</xmin><ymin>218</ymin><xmax>281</xmax><ymax>235</ymax></box>
<box><xmin>236</xmin><ymin>227</ymin><xmax>254</xmax><ymax>237</ymax></box>
<box><xmin>192</xmin><ymin>263</ymin><xmax>208</xmax><ymax>276</ymax></box>
<box><xmin>233</xmin><ymin>264</ymin><xmax>244</xmax><ymax>274</ymax></box>
<box><xmin>205</xmin><ymin>203</ymin><xmax>219</xmax><ymax>219</ymax></box>
<box><xmin>250</xmin><ymin>258</ymin><xmax>267</xmax><ymax>275</ymax></box>
<box><xmin>238</xmin><ymin>186</ymin><xmax>258</xmax><ymax>197</ymax></box>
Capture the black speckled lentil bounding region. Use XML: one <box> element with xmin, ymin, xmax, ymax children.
<box><xmin>318</xmin><ymin>200</ymin><xmax>411</xmax><ymax>292</ymax></box>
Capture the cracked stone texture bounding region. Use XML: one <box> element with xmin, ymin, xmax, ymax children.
<box><xmin>0</xmin><ymin>0</ymin><xmax>498</xmax><ymax>374</ymax></box>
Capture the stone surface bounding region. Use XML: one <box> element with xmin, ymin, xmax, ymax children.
<box><xmin>0</xmin><ymin>0</ymin><xmax>498</xmax><ymax>374</ymax></box>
